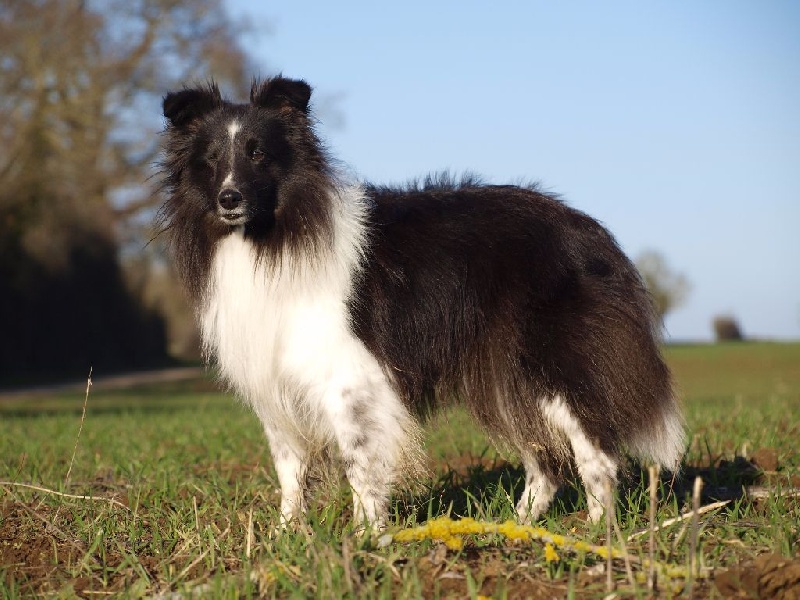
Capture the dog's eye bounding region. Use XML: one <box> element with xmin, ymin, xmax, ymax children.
<box><xmin>248</xmin><ymin>147</ymin><xmax>265</xmax><ymax>162</ymax></box>
<box><xmin>245</xmin><ymin>139</ymin><xmax>267</xmax><ymax>163</ymax></box>
<box><xmin>204</xmin><ymin>152</ymin><xmax>219</xmax><ymax>167</ymax></box>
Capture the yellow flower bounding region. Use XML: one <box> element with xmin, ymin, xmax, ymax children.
<box><xmin>444</xmin><ymin>536</ymin><xmax>464</xmax><ymax>550</ymax></box>
<box><xmin>544</xmin><ymin>543</ymin><xmax>560</xmax><ymax>562</ymax></box>
<box><xmin>389</xmin><ymin>515</ymin><xmax>701</xmax><ymax>586</ymax></box>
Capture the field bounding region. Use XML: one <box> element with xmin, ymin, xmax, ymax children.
<box><xmin>1</xmin><ymin>342</ymin><xmax>799</xmax><ymax>598</ymax></box>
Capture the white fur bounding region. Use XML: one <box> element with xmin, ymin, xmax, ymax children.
<box><xmin>629</xmin><ymin>402</ymin><xmax>685</xmax><ymax>472</ymax></box>
<box><xmin>200</xmin><ymin>183</ymin><xmax>418</xmax><ymax>526</ymax></box>
<box><xmin>223</xmin><ymin>119</ymin><xmax>240</xmax><ymax>190</ymax></box>
<box><xmin>540</xmin><ymin>395</ymin><xmax>618</xmax><ymax>522</ymax></box>
<box><xmin>227</xmin><ymin>119</ymin><xmax>241</xmax><ymax>140</ymax></box>
<box><xmin>516</xmin><ymin>453</ymin><xmax>559</xmax><ymax>523</ymax></box>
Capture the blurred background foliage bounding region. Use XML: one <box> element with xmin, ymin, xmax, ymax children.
<box><xmin>0</xmin><ymin>0</ymin><xmax>253</xmax><ymax>377</ymax></box>
<box><xmin>0</xmin><ymin>0</ymin><xmax>701</xmax><ymax>382</ymax></box>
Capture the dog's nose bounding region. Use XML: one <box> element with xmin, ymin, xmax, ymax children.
<box><xmin>217</xmin><ymin>189</ymin><xmax>243</xmax><ymax>211</ymax></box>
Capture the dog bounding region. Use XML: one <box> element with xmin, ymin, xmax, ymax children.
<box><xmin>159</xmin><ymin>76</ymin><xmax>684</xmax><ymax>528</ymax></box>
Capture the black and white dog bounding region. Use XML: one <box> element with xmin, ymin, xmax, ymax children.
<box><xmin>160</xmin><ymin>77</ymin><xmax>684</xmax><ymax>528</ymax></box>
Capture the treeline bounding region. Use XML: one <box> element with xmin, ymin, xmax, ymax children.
<box><xmin>0</xmin><ymin>0</ymin><xmax>253</xmax><ymax>377</ymax></box>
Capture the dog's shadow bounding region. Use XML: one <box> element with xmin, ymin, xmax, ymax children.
<box><xmin>392</xmin><ymin>454</ymin><xmax>768</xmax><ymax>524</ymax></box>
<box><xmin>393</xmin><ymin>458</ymin><xmax>586</xmax><ymax>523</ymax></box>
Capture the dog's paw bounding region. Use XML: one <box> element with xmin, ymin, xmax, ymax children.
<box><xmin>350</xmin><ymin>517</ymin><xmax>387</xmax><ymax>540</ymax></box>
<box><xmin>268</xmin><ymin>515</ymin><xmax>303</xmax><ymax>539</ymax></box>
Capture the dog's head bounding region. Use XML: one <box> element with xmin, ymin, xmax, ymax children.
<box><xmin>162</xmin><ymin>77</ymin><xmax>326</xmax><ymax>233</ymax></box>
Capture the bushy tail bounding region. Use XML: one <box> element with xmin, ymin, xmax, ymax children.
<box><xmin>629</xmin><ymin>397</ymin><xmax>686</xmax><ymax>472</ymax></box>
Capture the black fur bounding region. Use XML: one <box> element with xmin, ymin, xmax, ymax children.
<box><xmin>352</xmin><ymin>180</ymin><xmax>673</xmax><ymax>475</ymax></box>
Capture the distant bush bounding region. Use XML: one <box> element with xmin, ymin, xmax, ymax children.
<box><xmin>635</xmin><ymin>250</ymin><xmax>691</xmax><ymax>321</ymax></box>
<box><xmin>0</xmin><ymin>236</ymin><xmax>168</xmax><ymax>376</ymax></box>
<box><xmin>713</xmin><ymin>315</ymin><xmax>744</xmax><ymax>341</ymax></box>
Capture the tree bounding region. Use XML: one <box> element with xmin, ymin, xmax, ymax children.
<box><xmin>0</xmin><ymin>0</ymin><xmax>254</xmax><ymax>375</ymax></box>
<box><xmin>712</xmin><ymin>315</ymin><xmax>744</xmax><ymax>341</ymax></box>
<box><xmin>635</xmin><ymin>250</ymin><xmax>691</xmax><ymax>321</ymax></box>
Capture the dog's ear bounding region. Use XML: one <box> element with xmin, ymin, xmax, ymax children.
<box><xmin>250</xmin><ymin>77</ymin><xmax>312</xmax><ymax>114</ymax></box>
<box><xmin>163</xmin><ymin>83</ymin><xmax>222</xmax><ymax>127</ymax></box>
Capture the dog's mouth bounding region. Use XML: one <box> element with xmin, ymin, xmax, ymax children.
<box><xmin>217</xmin><ymin>209</ymin><xmax>247</xmax><ymax>226</ymax></box>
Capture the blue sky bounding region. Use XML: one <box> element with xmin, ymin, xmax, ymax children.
<box><xmin>224</xmin><ymin>0</ymin><xmax>799</xmax><ymax>341</ymax></box>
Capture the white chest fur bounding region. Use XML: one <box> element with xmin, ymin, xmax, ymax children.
<box><xmin>198</xmin><ymin>194</ymin><xmax>420</xmax><ymax>526</ymax></box>
<box><xmin>199</xmin><ymin>187</ymin><xmax>389</xmax><ymax>443</ymax></box>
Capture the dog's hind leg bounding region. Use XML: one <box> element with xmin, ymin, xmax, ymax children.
<box><xmin>540</xmin><ymin>395</ymin><xmax>619</xmax><ymax>522</ymax></box>
<box><xmin>515</xmin><ymin>452</ymin><xmax>559</xmax><ymax>523</ymax></box>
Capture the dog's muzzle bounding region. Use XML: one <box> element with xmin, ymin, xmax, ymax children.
<box><xmin>217</xmin><ymin>188</ymin><xmax>247</xmax><ymax>225</ymax></box>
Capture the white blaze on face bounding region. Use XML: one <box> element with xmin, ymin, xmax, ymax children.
<box><xmin>227</xmin><ymin>119</ymin><xmax>241</xmax><ymax>140</ymax></box>
<box><xmin>224</xmin><ymin>119</ymin><xmax>241</xmax><ymax>187</ymax></box>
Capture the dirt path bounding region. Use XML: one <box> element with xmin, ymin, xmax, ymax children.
<box><xmin>0</xmin><ymin>366</ymin><xmax>205</xmax><ymax>401</ymax></box>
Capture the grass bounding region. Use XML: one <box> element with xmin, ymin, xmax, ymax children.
<box><xmin>1</xmin><ymin>342</ymin><xmax>799</xmax><ymax>598</ymax></box>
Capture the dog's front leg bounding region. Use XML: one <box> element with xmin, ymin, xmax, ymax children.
<box><xmin>324</xmin><ymin>382</ymin><xmax>410</xmax><ymax>530</ymax></box>
<box><xmin>263</xmin><ymin>426</ymin><xmax>309</xmax><ymax>528</ymax></box>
